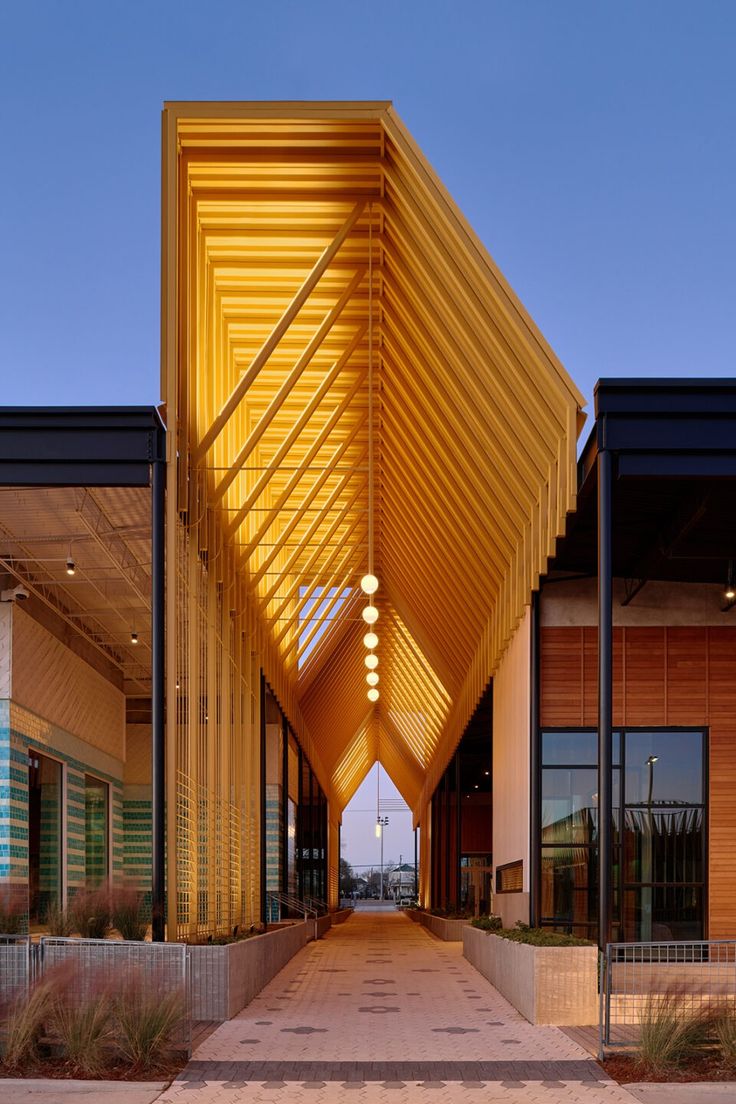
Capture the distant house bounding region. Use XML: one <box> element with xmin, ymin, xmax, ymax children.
<box><xmin>388</xmin><ymin>863</ymin><xmax>416</xmax><ymax>901</ymax></box>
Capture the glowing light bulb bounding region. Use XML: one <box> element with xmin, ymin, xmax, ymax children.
<box><xmin>365</xmin><ymin>653</ymin><xmax>378</xmax><ymax>670</ymax></box>
<box><xmin>362</xmin><ymin>605</ymin><xmax>379</xmax><ymax>625</ymax></box>
<box><xmin>366</xmin><ymin>671</ymin><xmax>379</xmax><ymax>686</ymax></box>
<box><xmin>368</xmin><ymin>687</ymin><xmax>379</xmax><ymax>702</ymax></box>
<box><xmin>360</xmin><ymin>574</ymin><xmax>379</xmax><ymax>595</ymax></box>
<box><xmin>363</xmin><ymin>631</ymin><xmax>378</xmax><ymax>649</ymax></box>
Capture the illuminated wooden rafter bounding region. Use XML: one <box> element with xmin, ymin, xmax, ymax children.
<box><xmin>162</xmin><ymin>101</ymin><xmax>585</xmax><ymax>928</ymax></box>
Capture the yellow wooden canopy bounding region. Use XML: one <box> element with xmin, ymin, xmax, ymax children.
<box><xmin>162</xmin><ymin>100</ymin><xmax>584</xmax><ymax>822</ymax></box>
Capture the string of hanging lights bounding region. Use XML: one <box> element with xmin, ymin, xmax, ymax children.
<box><xmin>363</xmin><ymin>204</ymin><xmax>379</xmax><ymax>703</ymax></box>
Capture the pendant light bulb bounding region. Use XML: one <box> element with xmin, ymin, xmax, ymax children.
<box><xmin>365</xmin><ymin>653</ymin><xmax>378</xmax><ymax>670</ymax></box>
<box><xmin>367</xmin><ymin>687</ymin><xmax>379</xmax><ymax>702</ymax></box>
<box><xmin>363</xmin><ymin>631</ymin><xmax>379</xmax><ymax>650</ymax></box>
<box><xmin>131</xmin><ymin>630</ymin><xmax>138</xmax><ymax>645</ymax></box>
<box><xmin>360</xmin><ymin>573</ymin><xmax>379</xmax><ymax>596</ymax></box>
<box><xmin>366</xmin><ymin>671</ymin><xmax>379</xmax><ymax>687</ymax></box>
<box><xmin>65</xmin><ymin>556</ymin><xmax>76</xmax><ymax>576</ymax></box>
<box><xmin>362</xmin><ymin>605</ymin><xmax>379</xmax><ymax>625</ymax></box>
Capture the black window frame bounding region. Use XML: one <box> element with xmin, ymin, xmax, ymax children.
<box><xmin>539</xmin><ymin>725</ymin><xmax>708</xmax><ymax>941</ymax></box>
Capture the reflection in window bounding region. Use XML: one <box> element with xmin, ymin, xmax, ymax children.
<box><xmin>541</xmin><ymin>846</ymin><xmax>598</xmax><ymax>937</ymax></box>
<box><xmin>85</xmin><ymin>775</ymin><xmax>108</xmax><ymax>886</ymax></box>
<box><xmin>540</xmin><ymin>729</ymin><xmax>706</xmax><ymax>941</ymax></box>
<box><xmin>29</xmin><ymin>752</ymin><xmax>62</xmax><ymax>924</ymax></box>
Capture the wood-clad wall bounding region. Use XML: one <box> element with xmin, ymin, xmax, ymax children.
<box><xmin>540</xmin><ymin>626</ymin><xmax>736</xmax><ymax>938</ymax></box>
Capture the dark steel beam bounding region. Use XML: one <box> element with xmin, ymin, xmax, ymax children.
<box><xmin>150</xmin><ymin>458</ymin><xmax>166</xmax><ymax>941</ymax></box>
<box><xmin>597</xmin><ymin>448</ymin><xmax>614</xmax><ymax>951</ymax></box>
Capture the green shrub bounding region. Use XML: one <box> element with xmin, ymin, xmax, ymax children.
<box><xmin>68</xmin><ymin>885</ymin><xmax>111</xmax><ymax>939</ymax></box>
<box><xmin>470</xmin><ymin>919</ymin><xmax>592</xmax><ymax>946</ymax></box>
<box><xmin>110</xmin><ymin>885</ymin><xmax>147</xmax><ymax>941</ymax></box>
<box><xmin>113</xmin><ymin>976</ymin><xmax>186</xmax><ymax>1071</ymax></box>
<box><xmin>51</xmin><ymin>989</ymin><xmax>112</xmax><ymax>1076</ymax></box>
<box><xmin>637</xmin><ymin>990</ymin><xmax>714</xmax><ymax>1075</ymax></box>
<box><xmin>471</xmin><ymin>914</ymin><xmax>503</xmax><ymax>932</ymax></box>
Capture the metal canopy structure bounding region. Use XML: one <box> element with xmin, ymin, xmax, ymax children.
<box><xmin>0</xmin><ymin>407</ymin><xmax>167</xmax><ymax>937</ymax></box>
<box><xmin>161</xmin><ymin>101</ymin><xmax>584</xmax><ymax>932</ymax></box>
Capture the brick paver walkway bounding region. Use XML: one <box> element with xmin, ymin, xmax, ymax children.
<box><xmin>158</xmin><ymin>911</ymin><xmax>638</xmax><ymax>1103</ymax></box>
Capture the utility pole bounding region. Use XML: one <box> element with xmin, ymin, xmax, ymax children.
<box><xmin>376</xmin><ymin>816</ymin><xmax>389</xmax><ymax>899</ymax></box>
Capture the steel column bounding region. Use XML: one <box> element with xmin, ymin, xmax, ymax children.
<box><xmin>151</xmin><ymin>458</ymin><xmax>166</xmax><ymax>941</ymax></box>
<box><xmin>598</xmin><ymin>448</ymin><xmax>614</xmax><ymax>950</ymax></box>
<box><xmin>455</xmin><ymin>751</ymin><xmax>462</xmax><ymax>909</ymax></box>
<box><xmin>282</xmin><ymin>718</ymin><xmax>289</xmax><ymax>896</ymax></box>
<box><xmin>444</xmin><ymin>768</ymin><xmax>451</xmax><ymax>908</ymax></box>
<box><xmin>529</xmin><ymin>588</ymin><xmax>541</xmax><ymax>927</ymax></box>
<box><xmin>259</xmin><ymin>673</ymin><xmax>267</xmax><ymax>927</ymax></box>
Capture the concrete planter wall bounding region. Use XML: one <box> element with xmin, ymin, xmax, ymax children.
<box><xmin>463</xmin><ymin>925</ymin><xmax>598</xmax><ymax>1026</ymax></box>
<box><xmin>405</xmin><ymin>909</ymin><xmax>421</xmax><ymax>922</ymax></box>
<box><xmin>418</xmin><ymin>912</ymin><xmax>470</xmax><ymax>941</ymax></box>
<box><xmin>190</xmin><ymin>920</ymin><xmax>308</xmax><ymax>1020</ymax></box>
<box><xmin>331</xmin><ymin>908</ymin><xmax>353</xmax><ymax>924</ymax></box>
<box><xmin>313</xmin><ymin>914</ymin><xmax>332</xmax><ymax>940</ymax></box>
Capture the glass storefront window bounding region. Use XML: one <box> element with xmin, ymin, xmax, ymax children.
<box><xmin>542</xmin><ymin>768</ymin><xmax>599</xmax><ymax>844</ymax></box>
<box><xmin>543</xmin><ymin>730</ymin><xmax>620</xmax><ymax>767</ymax></box>
<box><xmin>28</xmin><ymin>752</ymin><xmax>62</xmax><ymax>924</ymax></box>
<box><xmin>540</xmin><ymin>845</ymin><xmax>598</xmax><ymax>933</ymax></box>
<box><xmin>460</xmin><ymin>854</ymin><xmax>492</xmax><ymax>915</ymax></box>
<box><xmin>623</xmin><ymin>806</ymin><xmax>704</xmax><ymax>886</ymax></box>
<box><xmin>623</xmin><ymin>885</ymin><xmax>703</xmax><ymax>942</ymax></box>
<box><xmin>624</xmin><ymin>730</ymin><xmax>704</xmax><ymax>807</ymax></box>
<box><xmin>539</xmin><ymin>728</ymin><xmax>706</xmax><ymax>941</ymax></box>
<box><xmin>85</xmin><ymin>775</ymin><xmax>109</xmax><ymax>886</ymax></box>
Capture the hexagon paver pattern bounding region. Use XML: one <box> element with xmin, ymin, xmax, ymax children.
<box><xmin>160</xmin><ymin>911</ymin><xmax>639</xmax><ymax>1104</ymax></box>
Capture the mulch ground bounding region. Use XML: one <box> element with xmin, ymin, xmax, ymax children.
<box><xmin>0</xmin><ymin>1055</ymin><xmax>185</xmax><ymax>1080</ymax></box>
<box><xmin>603</xmin><ymin>1054</ymin><xmax>736</xmax><ymax>1083</ymax></box>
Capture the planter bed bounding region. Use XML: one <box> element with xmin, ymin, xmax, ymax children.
<box><xmin>190</xmin><ymin>920</ymin><xmax>308</xmax><ymax>1020</ymax></box>
<box><xmin>418</xmin><ymin>912</ymin><xmax>470</xmax><ymax>941</ymax></box>
<box><xmin>463</xmin><ymin>925</ymin><xmax>598</xmax><ymax>1025</ymax></box>
<box><xmin>331</xmin><ymin>907</ymin><xmax>353</xmax><ymax>924</ymax></box>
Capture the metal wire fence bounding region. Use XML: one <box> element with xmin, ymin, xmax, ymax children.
<box><xmin>600</xmin><ymin>939</ymin><xmax>736</xmax><ymax>1053</ymax></box>
<box><xmin>0</xmin><ymin>937</ymin><xmax>192</xmax><ymax>1056</ymax></box>
<box><xmin>40</xmin><ymin>937</ymin><xmax>192</xmax><ymax>1054</ymax></box>
<box><xmin>0</xmin><ymin>935</ymin><xmax>33</xmax><ymax>998</ymax></box>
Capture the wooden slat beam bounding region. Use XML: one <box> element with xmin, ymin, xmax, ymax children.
<box><xmin>194</xmin><ymin>199</ymin><xmax>366</xmax><ymax>460</ymax></box>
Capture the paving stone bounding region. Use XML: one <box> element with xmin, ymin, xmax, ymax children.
<box><xmin>164</xmin><ymin>911</ymin><xmax>640</xmax><ymax>1104</ymax></box>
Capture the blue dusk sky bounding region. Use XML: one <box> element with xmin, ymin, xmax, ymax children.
<box><xmin>1</xmin><ymin>2</ymin><xmax>733</xmax><ymax>866</ymax></box>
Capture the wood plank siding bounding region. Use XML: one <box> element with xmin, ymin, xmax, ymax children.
<box><xmin>540</xmin><ymin>626</ymin><xmax>736</xmax><ymax>938</ymax></box>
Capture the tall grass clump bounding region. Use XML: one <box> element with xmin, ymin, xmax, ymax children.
<box><xmin>51</xmin><ymin>987</ymin><xmax>112</xmax><ymax>1075</ymax></box>
<box><xmin>44</xmin><ymin>898</ymin><xmax>74</xmax><ymax>936</ymax></box>
<box><xmin>68</xmin><ymin>884</ymin><xmax>111</xmax><ymax>939</ymax></box>
<box><xmin>714</xmin><ymin>1002</ymin><xmax>736</xmax><ymax>1068</ymax></box>
<box><xmin>0</xmin><ymin>890</ymin><xmax>25</xmax><ymax>934</ymax></box>
<box><xmin>110</xmin><ymin>885</ymin><xmax>148</xmax><ymax>941</ymax></box>
<box><xmin>637</xmin><ymin>989</ymin><xmax>713</xmax><ymax>1075</ymax></box>
<box><xmin>114</xmin><ymin>974</ymin><xmax>186</xmax><ymax>1071</ymax></box>
<box><xmin>0</xmin><ymin>967</ymin><xmax>69</xmax><ymax>1070</ymax></box>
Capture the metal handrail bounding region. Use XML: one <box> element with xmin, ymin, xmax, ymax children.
<box><xmin>266</xmin><ymin>891</ymin><xmax>318</xmax><ymax>922</ymax></box>
<box><xmin>304</xmin><ymin>895</ymin><xmax>329</xmax><ymax>916</ymax></box>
